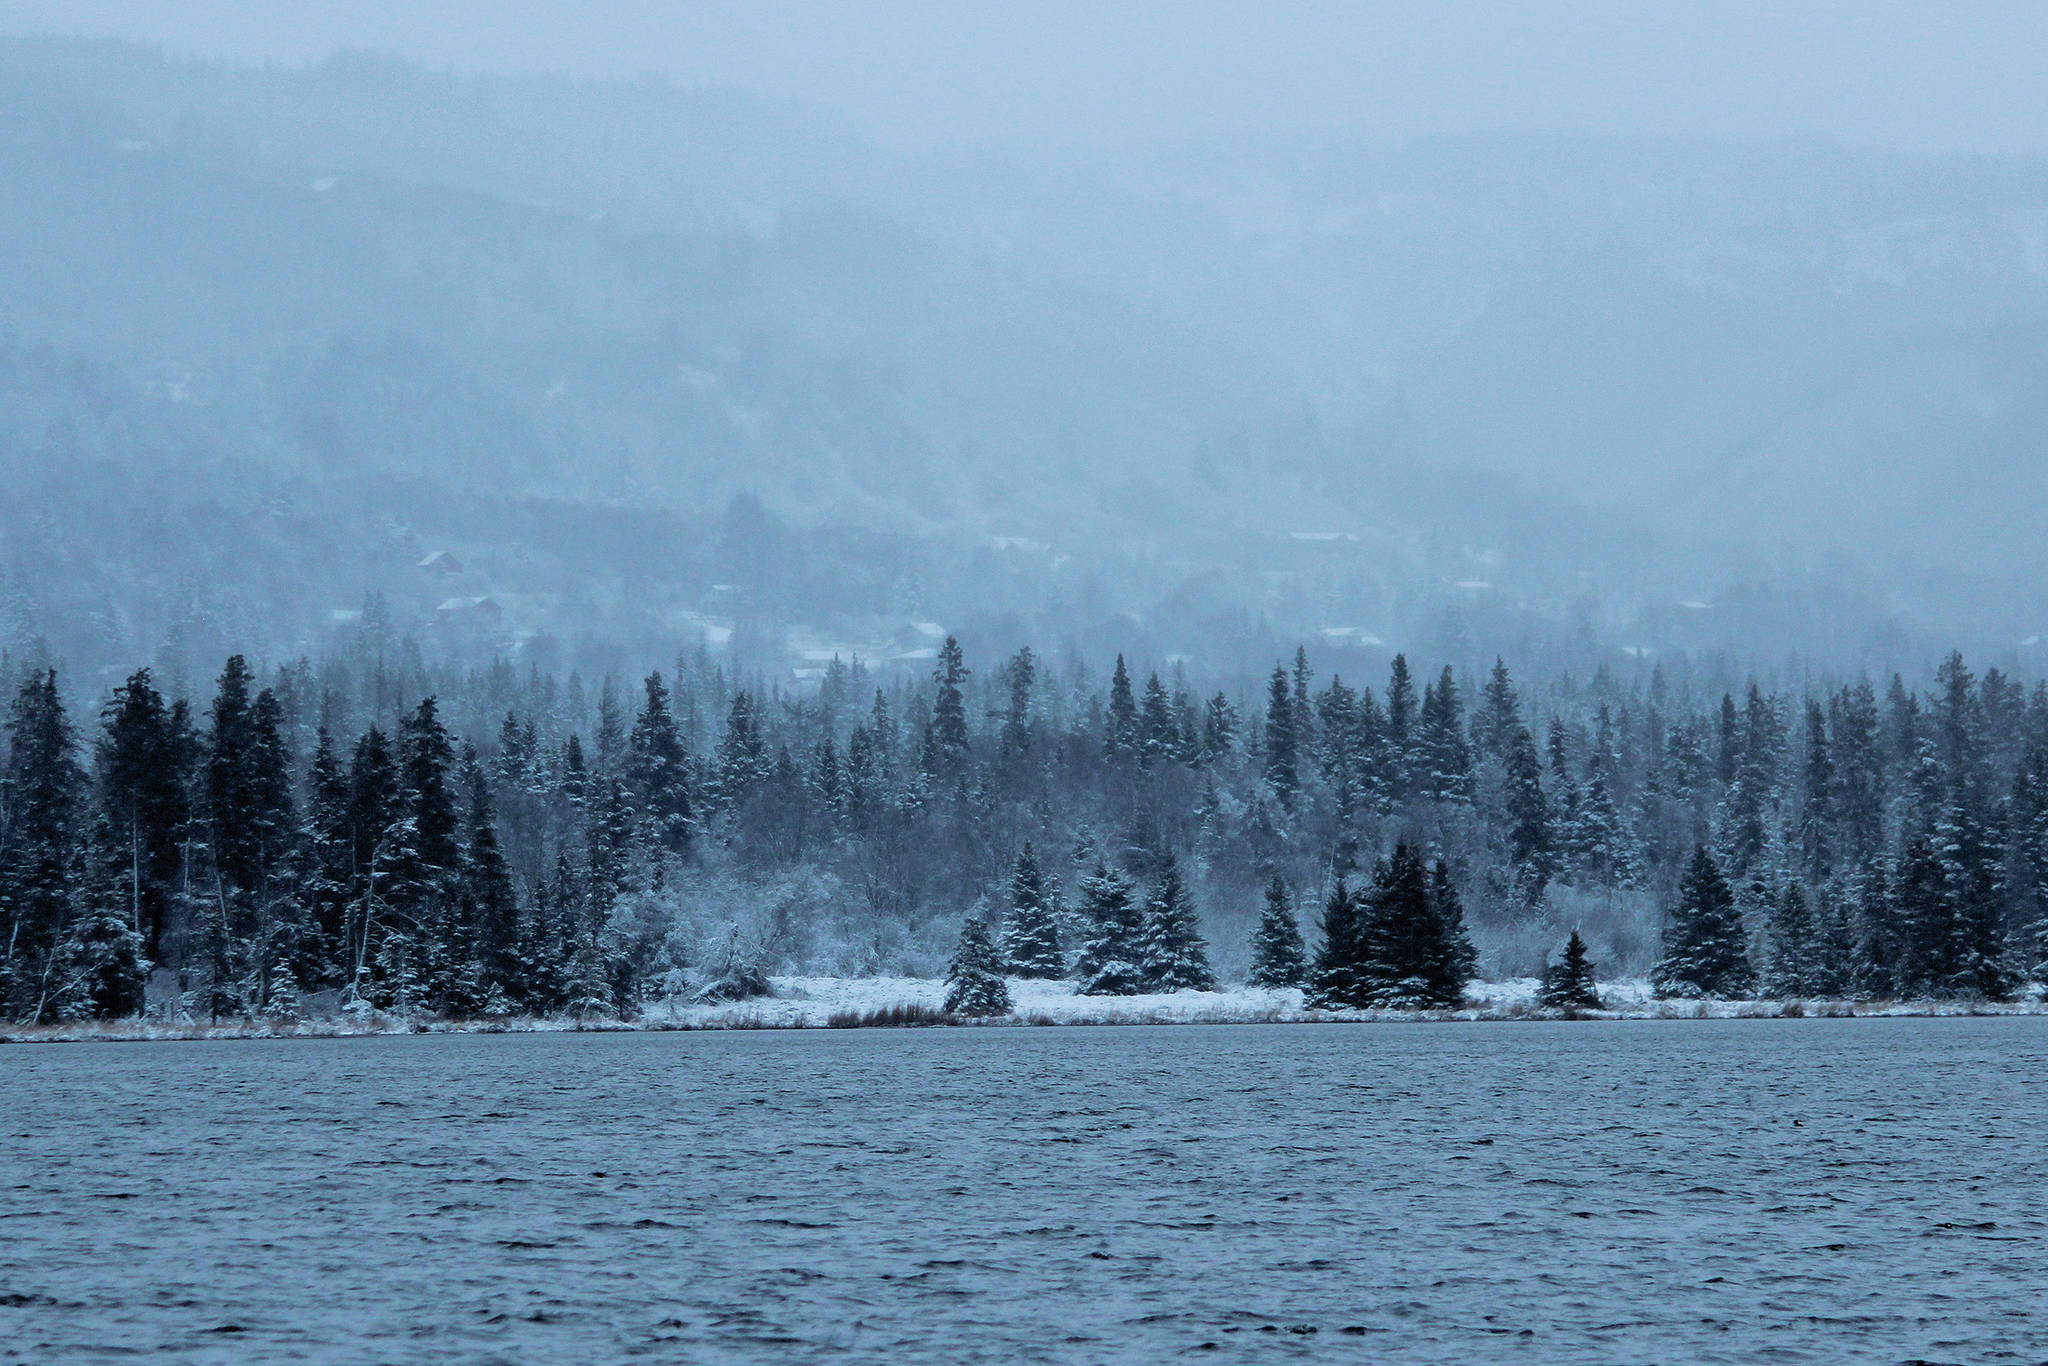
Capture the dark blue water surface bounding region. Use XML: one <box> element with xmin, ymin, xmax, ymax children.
<box><xmin>3</xmin><ymin>1019</ymin><xmax>2045</xmax><ymax>1364</ymax></box>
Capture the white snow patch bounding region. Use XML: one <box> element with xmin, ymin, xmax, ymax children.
<box><xmin>10</xmin><ymin>976</ymin><xmax>2043</xmax><ymax>1042</ymax></box>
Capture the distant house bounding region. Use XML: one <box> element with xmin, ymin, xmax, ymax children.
<box><xmin>418</xmin><ymin>551</ymin><xmax>464</xmax><ymax>575</ymax></box>
<box><xmin>436</xmin><ymin>595</ymin><xmax>502</xmax><ymax>628</ymax></box>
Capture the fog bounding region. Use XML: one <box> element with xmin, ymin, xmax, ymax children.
<box><xmin>17</xmin><ymin>1</ymin><xmax>2048</xmax><ymax>153</ymax></box>
<box><xmin>1</xmin><ymin>6</ymin><xmax>2046</xmax><ymax>689</ymax></box>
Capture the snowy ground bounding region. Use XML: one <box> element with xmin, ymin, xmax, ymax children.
<box><xmin>4</xmin><ymin>976</ymin><xmax>2045</xmax><ymax>1042</ymax></box>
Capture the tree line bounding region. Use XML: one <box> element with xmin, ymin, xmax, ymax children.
<box><xmin>2</xmin><ymin>637</ymin><xmax>2044</xmax><ymax>1023</ymax></box>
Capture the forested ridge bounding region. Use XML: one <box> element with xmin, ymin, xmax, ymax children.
<box><xmin>1</xmin><ymin>635</ymin><xmax>2043</xmax><ymax>1025</ymax></box>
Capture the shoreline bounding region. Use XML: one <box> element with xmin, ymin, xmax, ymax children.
<box><xmin>5</xmin><ymin>975</ymin><xmax>2045</xmax><ymax>1043</ymax></box>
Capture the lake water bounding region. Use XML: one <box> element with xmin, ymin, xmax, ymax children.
<box><xmin>3</xmin><ymin>1020</ymin><xmax>2044</xmax><ymax>1364</ymax></box>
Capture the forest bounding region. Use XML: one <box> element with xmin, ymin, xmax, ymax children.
<box><xmin>1</xmin><ymin>632</ymin><xmax>2041</xmax><ymax>1026</ymax></box>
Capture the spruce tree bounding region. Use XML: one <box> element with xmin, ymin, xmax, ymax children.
<box><xmin>1547</xmin><ymin>718</ymin><xmax>1584</xmax><ymax>883</ymax></box>
<box><xmin>1474</xmin><ymin>658</ymin><xmax>1522</xmax><ymax>763</ymax></box>
<box><xmin>1247</xmin><ymin>874</ymin><xmax>1308</xmax><ymax>988</ymax></box>
<box><xmin>1418</xmin><ymin>667</ymin><xmax>1473</xmax><ymax>802</ymax></box>
<box><xmin>1201</xmin><ymin>693</ymin><xmax>1238</xmax><ymax>760</ymax></box>
<box><xmin>1806</xmin><ymin>884</ymin><xmax>1854</xmax><ymax>997</ymax></box>
<box><xmin>1538</xmin><ymin>930</ymin><xmax>1600</xmax><ymax>1010</ymax></box>
<box><xmin>1385</xmin><ymin>654</ymin><xmax>1417</xmax><ymax>795</ymax></box>
<box><xmin>459</xmin><ymin>744</ymin><xmax>520</xmax><ymax>1002</ymax></box>
<box><xmin>1263</xmin><ymin>665</ymin><xmax>1298</xmax><ymax>805</ymax></box>
<box><xmin>713</xmin><ymin>691</ymin><xmax>768</xmax><ymax>812</ymax></box>
<box><xmin>344</xmin><ymin>726</ymin><xmax>403</xmax><ymax>1000</ymax></box>
<box><xmin>1</xmin><ymin>671</ymin><xmax>88</xmax><ymax>1023</ymax></box>
<box><xmin>301</xmin><ymin>726</ymin><xmax>354</xmax><ymax>986</ymax></box>
<box><xmin>1425</xmin><ymin>858</ymin><xmax>1479</xmax><ymax>1003</ymax></box>
<box><xmin>1073</xmin><ymin>862</ymin><xmax>1146</xmax><ymax>995</ymax></box>
<box><xmin>627</xmin><ymin>671</ymin><xmax>693</xmax><ymax>855</ymax></box>
<box><xmin>1105</xmin><ymin>655</ymin><xmax>1139</xmax><ymax>757</ymax></box>
<box><xmin>925</xmin><ymin>636</ymin><xmax>970</xmax><ymax>776</ymax></box>
<box><xmin>244</xmin><ymin>688</ymin><xmax>301</xmax><ymax>1013</ymax></box>
<box><xmin>1357</xmin><ymin>845</ymin><xmax>1466</xmax><ymax>1008</ymax></box>
<box><xmin>1138</xmin><ymin>673</ymin><xmax>1176</xmax><ymax>765</ymax></box>
<box><xmin>1000</xmin><ymin>646</ymin><xmax>1037</xmax><ymax>759</ymax></box>
<box><xmin>66</xmin><ymin>897</ymin><xmax>148</xmax><ymax>1019</ymax></box>
<box><xmin>1305</xmin><ymin>878</ymin><xmax>1367</xmax><ymax>1009</ymax></box>
<box><xmin>594</xmin><ymin>675</ymin><xmax>628</xmax><ymax>776</ymax></box>
<box><xmin>1503</xmin><ymin>723</ymin><xmax>1552</xmax><ymax>902</ymax></box>
<box><xmin>1799</xmin><ymin>699</ymin><xmax>1836</xmax><ymax>884</ymax></box>
<box><xmin>1847</xmin><ymin>864</ymin><xmax>1899</xmax><ymax>999</ymax></box>
<box><xmin>999</xmin><ymin>843</ymin><xmax>1064</xmax><ymax>977</ymax></box>
<box><xmin>944</xmin><ymin>913</ymin><xmax>1012</xmax><ymax>1016</ymax></box>
<box><xmin>1832</xmin><ymin>682</ymin><xmax>1885</xmax><ymax>869</ymax></box>
<box><xmin>93</xmin><ymin>668</ymin><xmax>185</xmax><ymax>962</ymax></box>
<box><xmin>1762</xmin><ymin>882</ymin><xmax>1815</xmax><ymax>997</ymax></box>
<box><xmin>1653</xmin><ymin>846</ymin><xmax>1755</xmax><ymax>998</ymax></box>
<box><xmin>1136</xmin><ymin>853</ymin><xmax>1216</xmax><ymax>992</ymax></box>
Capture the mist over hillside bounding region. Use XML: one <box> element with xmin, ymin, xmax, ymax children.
<box><xmin>3</xmin><ymin>38</ymin><xmax>2045</xmax><ymax>691</ymax></box>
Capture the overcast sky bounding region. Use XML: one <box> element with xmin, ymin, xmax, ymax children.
<box><xmin>5</xmin><ymin>0</ymin><xmax>2046</xmax><ymax>153</ymax></box>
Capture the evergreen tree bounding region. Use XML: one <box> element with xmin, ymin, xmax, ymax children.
<box><xmin>1</xmin><ymin>671</ymin><xmax>87</xmax><ymax>1022</ymax></box>
<box><xmin>1073</xmin><ymin>862</ymin><xmax>1147</xmax><ymax>995</ymax></box>
<box><xmin>1105</xmin><ymin>655</ymin><xmax>1139</xmax><ymax>756</ymax></box>
<box><xmin>1000</xmin><ymin>646</ymin><xmax>1036</xmax><ymax>759</ymax></box>
<box><xmin>459</xmin><ymin>744</ymin><xmax>520</xmax><ymax>1003</ymax></box>
<box><xmin>66</xmin><ymin>897</ymin><xmax>148</xmax><ymax>1019</ymax></box>
<box><xmin>1575</xmin><ymin>766</ymin><xmax>1636</xmax><ymax>889</ymax></box>
<box><xmin>1426</xmin><ymin>858</ymin><xmax>1480</xmax><ymax>1001</ymax></box>
<box><xmin>1290</xmin><ymin>646</ymin><xmax>1315</xmax><ymax>738</ymax></box>
<box><xmin>1263</xmin><ymin>665</ymin><xmax>1298</xmax><ymax>805</ymax></box>
<box><xmin>1653</xmin><ymin>846</ymin><xmax>1755</xmax><ymax>998</ymax></box>
<box><xmin>1806</xmin><ymin>884</ymin><xmax>1854</xmax><ymax>997</ymax></box>
<box><xmin>1761</xmin><ymin>882</ymin><xmax>1816</xmax><ymax>997</ymax></box>
<box><xmin>1247</xmin><ymin>874</ymin><xmax>1308</xmax><ymax>988</ymax></box>
<box><xmin>1503</xmin><ymin>723</ymin><xmax>1553</xmax><ymax>902</ymax></box>
<box><xmin>243</xmin><ymin>688</ymin><xmax>301</xmax><ymax>1012</ymax></box>
<box><xmin>1538</xmin><ymin>930</ymin><xmax>1600</xmax><ymax>1009</ymax></box>
<box><xmin>205</xmin><ymin>655</ymin><xmax>261</xmax><ymax>896</ymax></box>
<box><xmin>627</xmin><ymin>671</ymin><xmax>693</xmax><ymax>855</ymax></box>
<box><xmin>344</xmin><ymin>726</ymin><xmax>404</xmax><ymax>1000</ymax></box>
<box><xmin>1137</xmin><ymin>853</ymin><xmax>1216</xmax><ymax>991</ymax></box>
<box><xmin>301</xmin><ymin>726</ymin><xmax>354</xmax><ymax>985</ymax></box>
<box><xmin>1847</xmin><ymin>865</ymin><xmax>1899</xmax><ymax>999</ymax></box>
<box><xmin>93</xmin><ymin>668</ymin><xmax>186</xmax><ymax>961</ymax></box>
<box><xmin>1385</xmin><ymin>654</ymin><xmax>1417</xmax><ymax>798</ymax></box>
<box><xmin>1305</xmin><ymin>878</ymin><xmax>1367</xmax><ymax>1009</ymax></box>
<box><xmin>1473</xmin><ymin>658</ymin><xmax>1522</xmax><ymax>762</ymax></box>
<box><xmin>1418</xmin><ymin>667</ymin><xmax>1473</xmax><ymax>802</ymax></box>
<box><xmin>1138</xmin><ymin>672</ymin><xmax>1176</xmax><ymax>765</ymax></box>
<box><xmin>999</xmin><ymin>842</ymin><xmax>1064</xmax><ymax>977</ymax></box>
<box><xmin>594</xmin><ymin>675</ymin><xmax>628</xmax><ymax>775</ymax></box>
<box><xmin>943</xmin><ymin>913</ymin><xmax>1012</xmax><ymax>1016</ymax></box>
<box><xmin>1201</xmin><ymin>692</ymin><xmax>1238</xmax><ymax>760</ymax></box>
<box><xmin>1358</xmin><ymin>845</ymin><xmax>1465</xmax><ymax>1007</ymax></box>
<box><xmin>924</xmin><ymin>636</ymin><xmax>970</xmax><ymax>775</ymax></box>
<box><xmin>713</xmin><ymin>691</ymin><xmax>768</xmax><ymax>811</ymax></box>
<box><xmin>1309</xmin><ymin>847</ymin><xmax>1470</xmax><ymax>1008</ymax></box>
<box><xmin>1831</xmin><ymin>682</ymin><xmax>1885</xmax><ymax>869</ymax></box>
<box><xmin>1799</xmin><ymin>699</ymin><xmax>1835</xmax><ymax>884</ymax></box>
<box><xmin>1547</xmin><ymin>718</ymin><xmax>1584</xmax><ymax>881</ymax></box>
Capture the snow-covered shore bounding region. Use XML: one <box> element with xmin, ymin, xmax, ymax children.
<box><xmin>4</xmin><ymin>976</ymin><xmax>2045</xmax><ymax>1042</ymax></box>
